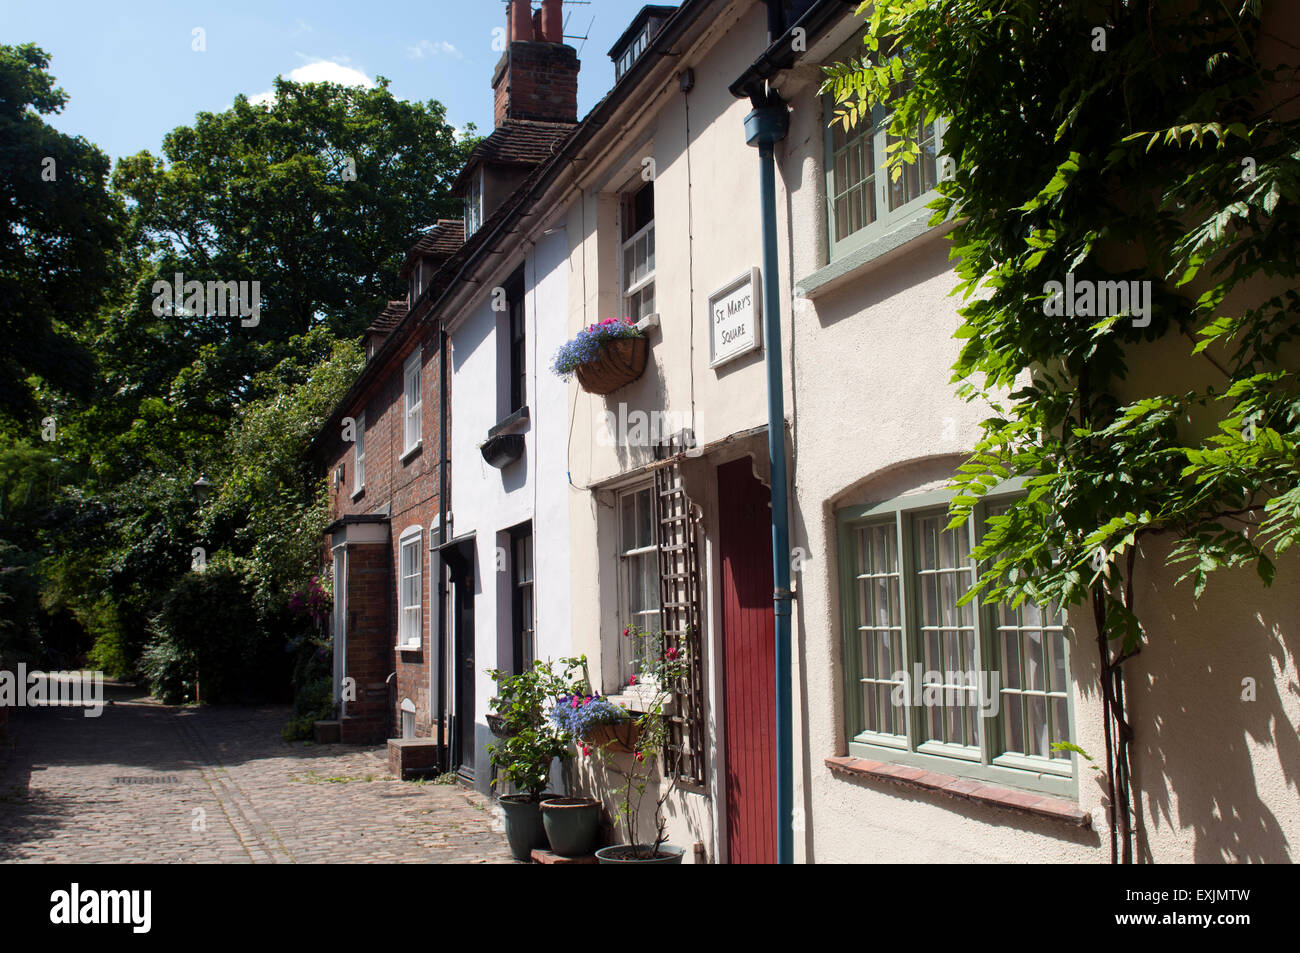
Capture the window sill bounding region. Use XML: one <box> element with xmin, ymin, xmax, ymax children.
<box><xmin>604</xmin><ymin>687</ymin><xmax>673</xmax><ymax>715</ymax></box>
<box><xmin>396</xmin><ymin>641</ymin><xmax>422</xmax><ymax>653</ymax></box>
<box><xmin>487</xmin><ymin>406</ymin><xmax>530</xmax><ymax>438</ymax></box>
<box><xmin>400</xmin><ymin>442</ymin><xmax>422</xmax><ymax>464</ymax></box>
<box><xmin>825</xmin><ymin>755</ymin><xmax>1091</xmax><ymax>828</ymax></box>
<box><xmin>351</xmin><ymin>486</ymin><xmax>365</xmax><ymax>502</ymax></box>
<box><xmin>797</xmin><ymin>209</ymin><xmax>957</xmax><ymax>300</ymax></box>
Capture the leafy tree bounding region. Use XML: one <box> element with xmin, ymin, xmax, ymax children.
<box><xmin>824</xmin><ymin>0</ymin><xmax>1299</xmax><ymax>862</ymax></box>
<box><xmin>113</xmin><ymin>77</ymin><xmax>475</xmax><ymax>342</ymax></box>
<box><xmin>0</xmin><ymin>44</ymin><xmax>121</xmax><ymax>424</ymax></box>
<box><xmin>202</xmin><ymin>330</ymin><xmax>364</xmax><ymax>612</ymax></box>
<box><xmin>25</xmin><ymin>76</ymin><xmax>467</xmax><ymax>685</ymax></box>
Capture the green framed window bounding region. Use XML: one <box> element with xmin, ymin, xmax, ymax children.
<box><xmin>823</xmin><ymin>46</ymin><xmax>946</xmax><ymax>263</ymax></box>
<box><xmin>837</xmin><ymin>484</ymin><xmax>1075</xmax><ymax>797</ymax></box>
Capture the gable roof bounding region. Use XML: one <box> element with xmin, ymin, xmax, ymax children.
<box><xmin>398</xmin><ymin>219</ymin><xmax>465</xmax><ymax>279</ymax></box>
<box><xmin>450</xmin><ymin>118</ymin><xmax>576</xmax><ymax>193</ymax></box>
<box><xmin>365</xmin><ymin>300</ymin><xmax>409</xmax><ymax>336</ymax></box>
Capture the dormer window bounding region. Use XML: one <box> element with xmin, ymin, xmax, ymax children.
<box><xmin>615</xmin><ymin>26</ymin><xmax>649</xmax><ymax>80</ymax></box>
<box><xmin>409</xmin><ymin>260</ymin><xmax>422</xmax><ymax>307</ymax></box>
<box><xmin>465</xmin><ymin>169</ymin><xmax>484</xmax><ymax>237</ymax></box>
<box><xmin>609</xmin><ymin>6</ymin><xmax>675</xmax><ymax>82</ymax></box>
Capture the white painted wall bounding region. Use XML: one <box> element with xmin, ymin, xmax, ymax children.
<box><xmin>448</xmin><ymin>227</ymin><xmax>572</xmax><ymax>792</ymax></box>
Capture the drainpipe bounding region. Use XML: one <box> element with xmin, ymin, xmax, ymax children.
<box><xmin>436</xmin><ymin>326</ymin><xmax>450</xmax><ymax>773</ymax></box>
<box><xmin>744</xmin><ymin>88</ymin><xmax>792</xmax><ymax>864</ymax></box>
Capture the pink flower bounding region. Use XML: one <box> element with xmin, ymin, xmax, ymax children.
<box><xmin>622</xmin><ymin>625</ymin><xmax>632</xmax><ymax>638</ymax></box>
<box><xmin>583</xmin><ymin>695</ymin><xmax>592</xmax><ymax>706</ymax></box>
<box><xmin>665</xmin><ymin>646</ymin><xmax>679</xmax><ymax>660</ymax></box>
<box><xmin>581</xmin><ymin>745</ymin><xmax>591</xmax><ymax>757</ymax></box>
<box><xmin>628</xmin><ymin>675</ymin><xmax>638</xmax><ymax>686</ymax></box>
<box><xmin>570</xmin><ymin>696</ymin><xmax>580</xmax><ymax>709</ymax></box>
<box><xmin>635</xmin><ymin>752</ymin><xmax>644</xmax><ymax>762</ymax></box>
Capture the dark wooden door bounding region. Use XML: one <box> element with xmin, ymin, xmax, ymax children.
<box><xmin>717</xmin><ymin>457</ymin><xmax>776</xmax><ymax>864</ymax></box>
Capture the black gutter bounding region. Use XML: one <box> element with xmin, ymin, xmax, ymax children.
<box><xmin>436</xmin><ymin>323</ymin><xmax>450</xmax><ymax>772</ymax></box>
<box><xmin>729</xmin><ymin>0</ymin><xmax>858</xmax><ymax>103</ymax></box>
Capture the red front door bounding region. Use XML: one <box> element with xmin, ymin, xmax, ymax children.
<box><xmin>717</xmin><ymin>457</ymin><xmax>776</xmax><ymax>864</ymax></box>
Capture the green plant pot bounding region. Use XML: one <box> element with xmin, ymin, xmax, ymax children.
<box><xmin>541</xmin><ymin>797</ymin><xmax>602</xmax><ymax>857</ymax></box>
<box><xmin>594</xmin><ymin>844</ymin><xmax>685</xmax><ymax>865</ymax></box>
<box><xmin>499</xmin><ymin>793</ymin><xmax>553</xmax><ymax>861</ymax></box>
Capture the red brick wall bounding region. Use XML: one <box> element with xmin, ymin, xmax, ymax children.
<box><xmin>323</xmin><ymin>321</ymin><xmax>446</xmax><ymax>741</ymax></box>
<box><xmin>339</xmin><ymin>541</ymin><xmax>390</xmax><ymax>743</ymax></box>
<box><xmin>492</xmin><ymin>41</ymin><xmax>580</xmax><ymax>126</ymax></box>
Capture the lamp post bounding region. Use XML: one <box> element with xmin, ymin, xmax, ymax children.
<box><xmin>191</xmin><ymin>474</ymin><xmax>212</xmax><ymax>503</ymax></box>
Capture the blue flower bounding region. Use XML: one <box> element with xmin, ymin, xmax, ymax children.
<box><xmin>550</xmin><ymin>319</ymin><xmax>642</xmax><ymax>379</ymax></box>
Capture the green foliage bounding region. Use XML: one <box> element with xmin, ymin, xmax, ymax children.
<box><xmin>1</xmin><ymin>70</ymin><xmax>462</xmax><ymax>691</ymax></box>
<box><xmin>0</xmin><ymin>44</ymin><xmax>122</xmax><ymax>424</ymax></box>
<box><xmin>140</xmin><ymin>565</ymin><xmax>270</xmax><ymax>703</ymax></box>
<box><xmin>823</xmin><ymin>0</ymin><xmax>1300</xmax><ymax>640</ymax></box>
<box><xmin>485</xmin><ymin>658</ymin><xmax>587</xmax><ymax>798</ymax></box>
<box><xmin>283</xmin><ymin>623</ymin><xmax>334</xmax><ymax>741</ymax></box>
<box><xmin>588</xmin><ymin>624</ymin><xmax>690</xmax><ymax>857</ymax></box>
<box><xmin>112</xmin><ymin>77</ymin><xmax>475</xmax><ymax>341</ymax></box>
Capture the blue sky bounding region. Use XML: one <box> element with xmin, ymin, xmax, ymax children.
<box><xmin>2</xmin><ymin>0</ymin><xmax>657</xmax><ymax>162</ymax></box>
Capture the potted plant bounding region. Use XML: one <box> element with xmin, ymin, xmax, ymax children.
<box><xmin>587</xmin><ymin>624</ymin><xmax>691</xmax><ymax>864</ymax></box>
<box><xmin>541</xmin><ymin>693</ymin><xmax>627</xmax><ymax>856</ymax></box>
<box><xmin>486</xmin><ymin>657</ymin><xmax>585</xmax><ymax>861</ymax></box>
<box><xmin>551</xmin><ymin>317</ymin><xmax>647</xmax><ymax>395</ymax></box>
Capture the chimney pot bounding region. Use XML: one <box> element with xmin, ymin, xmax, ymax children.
<box><xmin>509</xmin><ymin>0</ymin><xmax>533</xmax><ymax>43</ymax></box>
<box><xmin>541</xmin><ymin>0</ymin><xmax>563</xmax><ymax>42</ymax></box>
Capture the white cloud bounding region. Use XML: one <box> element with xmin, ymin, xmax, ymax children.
<box><xmin>406</xmin><ymin>39</ymin><xmax>463</xmax><ymax>60</ymax></box>
<box><xmin>248</xmin><ymin>59</ymin><xmax>376</xmax><ymax>105</ymax></box>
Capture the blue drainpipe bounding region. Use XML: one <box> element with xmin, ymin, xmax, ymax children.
<box><xmin>744</xmin><ymin>92</ymin><xmax>793</xmax><ymax>864</ymax></box>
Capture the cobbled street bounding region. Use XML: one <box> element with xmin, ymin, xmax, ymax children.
<box><xmin>0</xmin><ymin>683</ymin><xmax>512</xmax><ymax>863</ymax></box>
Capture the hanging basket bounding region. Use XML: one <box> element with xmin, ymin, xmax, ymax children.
<box><xmin>574</xmin><ymin>337</ymin><xmax>648</xmax><ymax>396</ymax></box>
<box><xmin>583</xmin><ymin>720</ymin><xmax>642</xmax><ymax>754</ymax></box>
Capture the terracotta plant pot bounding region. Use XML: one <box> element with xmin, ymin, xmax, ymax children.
<box><xmin>595</xmin><ymin>844</ymin><xmax>685</xmax><ymax>865</ymax></box>
<box><xmin>582</xmin><ymin>720</ymin><xmax>641</xmax><ymax>754</ymax></box>
<box><xmin>499</xmin><ymin>792</ymin><xmax>554</xmax><ymax>861</ymax></box>
<box><xmin>540</xmin><ymin>797</ymin><xmax>602</xmax><ymax>857</ymax></box>
<box><xmin>574</xmin><ymin>337</ymin><xmax>648</xmax><ymax>396</ymax></box>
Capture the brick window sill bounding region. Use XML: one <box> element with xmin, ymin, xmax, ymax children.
<box><xmin>825</xmin><ymin>756</ymin><xmax>1091</xmax><ymax>828</ymax></box>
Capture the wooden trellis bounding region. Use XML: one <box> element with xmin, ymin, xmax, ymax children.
<box><xmin>653</xmin><ymin>441</ymin><xmax>706</xmax><ymax>786</ymax></box>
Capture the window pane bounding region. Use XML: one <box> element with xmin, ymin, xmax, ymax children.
<box><xmin>831</xmin><ymin>116</ymin><xmax>877</xmax><ymax>241</ymax></box>
<box><xmin>915</xmin><ymin>514</ymin><xmax>976</xmax><ymax>749</ymax></box>
<box><xmin>993</xmin><ymin>543</ymin><xmax>1071</xmax><ymax>762</ymax></box>
<box><xmin>854</xmin><ymin>520</ymin><xmax>904</xmax><ymax>739</ymax></box>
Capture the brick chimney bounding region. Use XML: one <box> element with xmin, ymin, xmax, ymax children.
<box><xmin>493</xmin><ymin>0</ymin><xmax>580</xmax><ymax>127</ymax></box>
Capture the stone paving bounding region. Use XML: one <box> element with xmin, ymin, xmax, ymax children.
<box><xmin>0</xmin><ymin>683</ymin><xmax>513</xmax><ymax>863</ymax></box>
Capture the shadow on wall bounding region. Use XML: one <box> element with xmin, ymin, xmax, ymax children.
<box><xmin>1124</xmin><ymin>549</ymin><xmax>1300</xmax><ymax>863</ymax></box>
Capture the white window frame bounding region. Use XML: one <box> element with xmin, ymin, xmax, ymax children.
<box><xmin>398</xmin><ymin>527</ymin><xmax>423</xmax><ymax>650</ymax></box>
<box><xmin>352</xmin><ymin>412</ymin><xmax>366</xmax><ymax>496</ymax></box>
<box><xmin>465</xmin><ymin>169</ymin><xmax>484</xmax><ymax>237</ymax></box>
<box><xmin>619</xmin><ymin>180</ymin><xmax>655</xmax><ymax>323</ymax></box>
<box><xmin>615</xmin><ymin>484</ymin><xmax>661</xmax><ymax>690</ymax></box>
<box><xmin>402</xmin><ymin>348</ymin><xmax>422</xmax><ymax>457</ymax></box>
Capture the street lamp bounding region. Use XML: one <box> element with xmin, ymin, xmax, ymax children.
<box><xmin>192</xmin><ymin>474</ymin><xmax>212</xmax><ymax>503</ymax></box>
